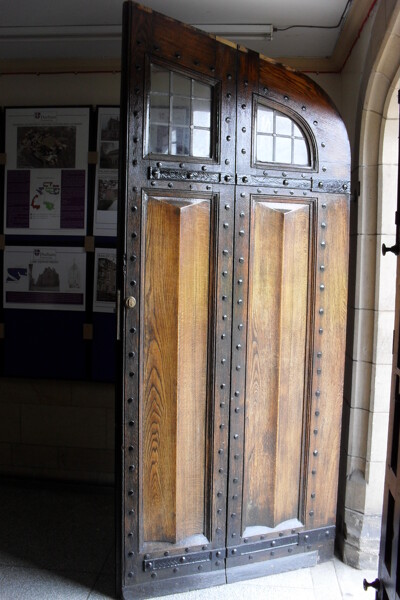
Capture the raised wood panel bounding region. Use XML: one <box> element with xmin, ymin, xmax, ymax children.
<box><xmin>243</xmin><ymin>199</ymin><xmax>311</xmax><ymax>530</ymax></box>
<box><xmin>142</xmin><ymin>197</ymin><xmax>211</xmax><ymax>543</ymax></box>
<box><xmin>305</xmin><ymin>195</ymin><xmax>349</xmax><ymax>527</ymax></box>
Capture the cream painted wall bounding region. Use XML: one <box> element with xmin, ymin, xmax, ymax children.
<box><xmin>1</xmin><ymin>72</ymin><xmax>121</xmax><ymax>106</ymax></box>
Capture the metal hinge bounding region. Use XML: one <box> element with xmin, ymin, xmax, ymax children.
<box><xmin>143</xmin><ymin>548</ymin><xmax>226</xmax><ymax>572</ymax></box>
<box><xmin>149</xmin><ymin>166</ymin><xmax>222</xmax><ymax>184</ymax></box>
<box><xmin>229</xmin><ymin>525</ymin><xmax>335</xmax><ymax>558</ymax></box>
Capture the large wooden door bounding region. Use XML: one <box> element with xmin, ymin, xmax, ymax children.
<box><xmin>116</xmin><ymin>3</ymin><xmax>350</xmax><ymax>599</ymax></box>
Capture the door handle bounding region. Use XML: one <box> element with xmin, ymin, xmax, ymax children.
<box><xmin>363</xmin><ymin>578</ymin><xmax>380</xmax><ymax>591</ymax></box>
<box><xmin>125</xmin><ymin>296</ymin><xmax>137</xmax><ymax>309</ymax></box>
<box><xmin>382</xmin><ymin>243</ymin><xmax>400</xmax><ymax>256</ymax></box>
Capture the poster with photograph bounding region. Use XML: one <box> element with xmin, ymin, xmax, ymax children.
<box><xmin>4</xmin><ymin>107</ymin><xmax>90</xmax><ymax>235</ymax></box>
<box><xmin>93</xmin><ymin>107</ymin><xmax>120</xmax><ymax>236</ymax></box>
<box><xmin>93</xmin><ymin>248</ymin><xmax>116</xmax><ymax>313</ymax></box>
<box><xmin>4</xmin><ymin>246</ymin><xmax>86</xmax><ymax>310</ymax></box>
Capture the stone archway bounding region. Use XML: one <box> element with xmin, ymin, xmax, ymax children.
<box><xmin>338</xmin><ymin>2</ymin><xmax>400</xmax><ymax>569</ymax></box>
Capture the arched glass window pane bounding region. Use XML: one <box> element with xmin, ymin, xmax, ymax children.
<box><xmin>255</xmin><ymin>103</ymin><xmax>311</xmax><ymax>166</ymax></box>
<box><xmin>147</xmin><ymin>63</ymin><xmax>213</xmax><ymax>158</ymax></box>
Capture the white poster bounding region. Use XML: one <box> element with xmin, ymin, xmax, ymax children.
<box><xmin>4</xmin><ymin>246</ymin><xmax>86</xmax><ymax>311</ymax></box>
<box><xmin>4</xmin><ymin>107</ymin><xmax>90</xmax><ymax>235</ymax></box>
<box><xmin>93</xmin><ymin>248</ymin><xmax>116</xmax><ymax>313</ymax></box>
<box><xmin>93</xmin><ymin>107</ymin><xmax>120</xmax><ymax>236</ymax></box>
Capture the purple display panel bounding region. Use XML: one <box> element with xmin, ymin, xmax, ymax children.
<box><xmin>60</xmin><ymin>170</ymin><xmax>85</xmax><ymax>229</ymax></box>
<box><xmin>6</xmin><ymin>170</ymin><xmax>30</xmax><ymax>228</ymax></box>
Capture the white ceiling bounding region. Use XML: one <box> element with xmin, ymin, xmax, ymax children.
<box><xmin>0</xmin><ymin>0</ymin><xmax>352</xmax><ymax>63</ymax></box>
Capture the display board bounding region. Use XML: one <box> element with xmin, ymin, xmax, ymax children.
<box><xmin>4</xmin><ymin>107</ymin><xmax>90</xmax><ymax>236</ymax></box>
<box><xmin>93</xmin><ymin>248</ymin><xmax>116</xmax><ymax>313</ymax></box>
<box><xmin>93</xmin><ymin>107</ymin><xmax>119</xmax><ymax>237</ymax></box>
<box><xmin>0</xmin><ymin>106</ymin><xmax>118</xmax><ymax>382</ymax></box>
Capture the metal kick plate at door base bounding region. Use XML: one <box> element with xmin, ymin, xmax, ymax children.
<box><xmin>125</xmin><ymin>296</ymin><xmax>137</xmax><ymax>309</ymax></box>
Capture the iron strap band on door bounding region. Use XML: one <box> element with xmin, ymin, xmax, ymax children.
<box><xmin>143</xmin><ymin>526</ymin><xmax>335</xmax><ymax>572</ymax></box>
<box><xmin>143</xmin><ymin>548</ymin><xmax>227</xmax><ymax>572</ymax></box>
<box><xmin>148</xmin><ymin>166</ymin><xmax>350</xmax><ymax>193</ymax></box>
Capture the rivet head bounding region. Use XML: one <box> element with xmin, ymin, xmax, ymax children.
<box><xmin>321</xmin><ymin>142</ymin><xmax>326</xmax><ymax>148</ymax></box>
<box><xmin>313</xmin><ymin>450</ymin><xmax>318</xmax><ymax>456</ymax></box>
<box><xmin>226</xmin><ymin>135</ymin><xmax>231</xmax><ymax>141</ymax></box>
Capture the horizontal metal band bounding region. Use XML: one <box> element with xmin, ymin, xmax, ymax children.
<box><xmin>149</xmin><ymin>166</ymin><xmax>222</xmax><ymax>183</ymax></box>
<box><xmin>236</xmin><ymin>174</ymin><xmax>312</xmax><ymax>189</ymax></box>
<box><xmin>229</xmin><ymin>524</ymin><xmax>336</xmax><ymax>557</ymax></box>
<box><xmin>236</xmin><ymin>174</ymin><xmax>350</xmax><ymax>194</ymax></box>
<box><xmin>143</xmin><ymin>548</ymin><xmax>226</xmax><ymax>572</ymax></box>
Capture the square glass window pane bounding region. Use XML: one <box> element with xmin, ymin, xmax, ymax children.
<box><xmin>275</xmin><ymin>137</ymin><xmax>292</xmax><ymax>163</ymax></box>
<box><xmin>193</xmin><ymin>81</ymin><xmax>212</xmax><ymax>99</ymax></box>
<box><xmin>172</xmin><ymin>72</ymin><xmax>191</xmax><ymax>96</ymax></box>
<box><xmin>149</xmin><ymin>95</ymin><xmax>170</xmax><ymax>123</ymax></box>
<box><xmin>294</xmin><ymin>139</ymin><xmax>309</xmax><ymax>165</ymax></box>
<box><xmin>257</xmin><ymin>106</ymin><xmax>274</xmax><ymax>133</ymax></box>
<box><xmin>151</xmin><ymin>64</ymin><xmax>170</xmax><ymax>93</ymax></box>
<box><xmin>275</xmin><ymin>114</ymin><xmax>292</xmax><ymax>136</ymax></box>
<box><xmin>171</xmin><ymin>126</ymin><xmax>190</xmax><ymax>156</ymax></box>
<box><xmin>256</xmin><ymin>134</ymin><xmax>273</xmax><ymax>162</ymax></box>
<box><xmin>192</xmin><ymin>99</ymin><xmax>211</xmax><ymax>128</ymax></box>
<box><xmin>148</xmin><ymin>124</ymin><xmax>169</xmax><ymax>154</ymax></box>
<box><xmin>172</xmin><ymin>96</ymin><xmax>190</xmax><ymax>126</ymax></box>
<box><xmin>193</xmin><ymin>128</ymin><xmax>211</xmax><ymax>157</ymax></box>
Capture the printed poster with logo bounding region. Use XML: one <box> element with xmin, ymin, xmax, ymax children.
<box><xmin>4</xmin><ymin>107</ymin><xmax>90</xmax><ymax>235</ymax></box>
<box><xmin>93</xmin><ymin>248</ymin><xmax>116</xmax><ymax>313</ymax></box>
<box><xmin>3</xmin><ymin>246</ymin><xmax>86</xmax><ymax>310</ymax></box>
<box><xmin>93</xmin><ymin>107</ymin><xmax>120</xmax><ymax>236</ymax></box>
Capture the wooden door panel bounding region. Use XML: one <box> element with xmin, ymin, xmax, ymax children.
<box><xmin>118</xmin><ymin>3</ymin><xmax>350</xmax><ymax>596</ymax></box>
<box><xmin>142</xmin><ymin>195</ymin><xmax>211</xmax><ymax>544</ymax></box>
<box><xmin>243</xmin><ymin>199</ymin><xmax>311</xmax><ymax>531</ymax></box>
<box><xmin>306</xmin><ymin>195</ymin><xmax>349</xmax><ymax>529</ymax></box>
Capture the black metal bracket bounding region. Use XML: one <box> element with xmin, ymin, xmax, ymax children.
<box><xmin>143</xmin><ymin>548</ymin><xmax>226</xmax><ymax>572</ymax></box>
<box><xmin>228</xmin><ymin>525</ymin><xmax>336</xmax><ymax>557</ymax></box>
<box><xmin>149</xmin><ymin>166</ymin><xmax>222</xmax><ymax>183</ymax></box>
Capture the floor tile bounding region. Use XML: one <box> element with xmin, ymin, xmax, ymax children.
<box><xmin>88</xmin><ymin>573</ymin><xmax>118</xmax><ymax>599</ymax></box>
<box><xmin>333</xmin><ymin>557</ymin><xmax>378</xmax><ymax>599</ymax></box>
<box><xmin>0</xmin><ymin>481</ymin><xmax>114</xmax><ymax>573</ymax></box>
<box><xmin>0</xmin><ymin>566</ymin><xmax>96</xmax><ymax>600</ymax></box>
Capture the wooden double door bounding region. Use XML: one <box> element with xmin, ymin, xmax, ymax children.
<box><xmin>116</xmin><ymin>3</ymin><xmax>350</xmax><ymax>598</ymax></box>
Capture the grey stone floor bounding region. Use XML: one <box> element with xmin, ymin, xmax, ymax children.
<box><xmin>0</xmin><ymin>480</ymin><xmax>378</xmax><ymax>599</ymax></box>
